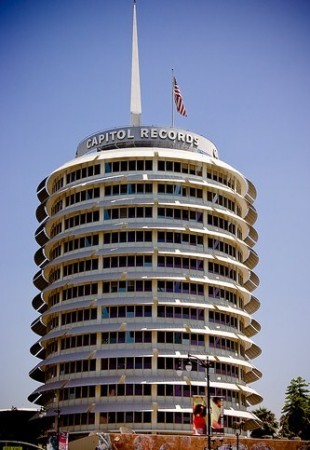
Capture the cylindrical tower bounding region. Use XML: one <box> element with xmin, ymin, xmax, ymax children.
<box><xmin>29</xmin><ymin>126</ymin><xmax>262</xmax><ymax>438</ymax></box>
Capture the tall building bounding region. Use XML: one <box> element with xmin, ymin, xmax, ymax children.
<box><xmin>29</xmin><ymin>1</ymin><xmax>262</xmax><ymax>440</ymax></box>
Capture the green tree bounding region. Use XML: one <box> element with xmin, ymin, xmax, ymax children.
<box><xmin>250</xmin><ymin>406</ymin><xmax>279</xmax><ymax>437</ymax></box>
<box><xmin>280</xmin><ymin>377</ymin><xmax>310</xmax><ymax>439</ymax></box>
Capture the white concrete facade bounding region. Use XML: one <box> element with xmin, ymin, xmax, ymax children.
<box><xmin>29</xmin><ymin>125</ymin><xmax>262</xmax><ymax>437</ymax></box>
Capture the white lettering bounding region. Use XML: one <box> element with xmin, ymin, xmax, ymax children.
<box><xmin>140</xmin><ymin>128</ymin><xmax>149</xmax><ymax>138</ymax></box>
<box><xmin>91</xmin><ymin>136</ymin><xmax>98</xmax><ymax>147</ymax></box>
<box><xmin>168</xmin><ymin>130</ymin><xmax>177</xmax><ymax>140</ymax></box>
<box><xmin>158</xmin><ymin>129</ymin><xmax>167</xmax><ymax>139</ymax></box>
<box><xmin>151</xmin><ymin>128</ymin><xmax>158</xmax><ymax>138</ymax></box>
<box><xmin>98</xmin><ymin>134</ymin><xmax>106</xmax><ymax>144</ymax></box>
<box><xmin>178</xmin><ymin>132</ymin><xmax>185</xmax><ymax>143</ymax></box>
<box><xmin>185</xmin><ymin>134</ymin><xmax>193</xmax><ymax>144</ymax></box>
<box><xmin>85</xmin><ymin>127</ymin><xmax>199</xmax><ymax>151</ymax></box>
<box><xmin>117</xmin><ymin>130</ymin><xmax>126</xmax><ymax>140</ymax></box>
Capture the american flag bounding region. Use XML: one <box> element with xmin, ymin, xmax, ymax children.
<box><xmin>173</xmin><ymin>77</ymin><xmax>187</xmax><ymax>117</ymax></box>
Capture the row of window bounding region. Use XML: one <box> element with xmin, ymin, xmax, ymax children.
<box><xmin>104</xmin><ymin>207</ymin><xmax>152</xmax><ymax>220</ymax></box>
<box><xmin>206</xmin><ymin>191</ymin><xmax>236</xmax><ymax>213</ymax></box>
<box><xmin>51</xmin><ymin>306</ymin><xmax>242</xmax><ymax>332</ymax></box>
<box><xmin>51</xmin><ymin>308</ymin><xmax>242</xmax><ymax>332</ymax></box>
<box><xmin>59</xmin><ymin>331</ymin><xmax>241</xmax><ymax>351</ymax></box>
<box><xmin>103</xmin><ymin>255</ymin><xmax>152</xmax><ymax>269</ymax></box>
<box><xmin>64</xmin><ymin>234</ymin><xmax>99</xmax><ymax>253</ymax></box>
<box><xmin>158</xmin><ymin>332</ymin><xmax>204</xmax><ymax>346</ymax></box>
<box><xmin>157</xmin><ymin>207</ymin><xmax>203</xmax><ymax>223</ymax></box>
<box><xmin>51</xmin><ymin>160</ymin><xmax>240</xmax><ymax>196</ymax></box>
<box><xmin>102</xmin><ymin>331</ymin><xmax>152</xmax><ymax>345</ymax></box>
<box><xmin>105</xmin><ymin>183</ymin><xmax>152</xmax><ymax>196</ymax></box>
<box><xmin>51</xmin><ymin>208</ymin><xmax>241</xmax><ymax>239</ymax></box>
<box><xmin>102</xmin><ymin>305</ymin><xmax>152</xmax><ymax>319</ymax></box>
<box><xmin>66</xmin><ymin>164</ymin><xmax>101</xmax><ymax>185</ymax></box>
<box><xmin>52</xmin><ymin>211</ymin><xmax>102</xmax><ymax>238</ymax></box>
<box><xmin>105</xmin><ymin>160</ymin><xmax>152</xmax><ymax>173</ymax></box>
<box><xmin>51</xmin><ymin>358</ymin><xmax>242</xmax><ymax>382</ymax></box>
<box><xmin>65</xmin><ymin>187</ymin><xmax>100</xmax><ymax>207</ymax></box>
<box><xmin>162</xmin><ymin>359</ymin><xmax>241</xmax><ymax>379</ymax></box>
<box><xmin>61</xmin><ymin>308</ymin><xmax>97</xmax><ymax>325</ymax></box>
<box><xmin>51</xmin><ymin>233</ymin><xmax>240</xmax><ymax>264</ymax></box>
<box><xmin>60</xmin><ymin>359</ymin><xmax>96</xmax><ymax>376</ymax></box>
<box><xmin>63</xmin><ymin>283</ymin><xmax>98</xmax><ymax>300</ymax></box>
<box><xmin>60</xmin><ymin>410</ymin><xmax>244</xmax><ymax>428</ymax></box>
<box><xmin>51</xmin><ymin>282</ymin><xmax>242</xmax><ymax>308</ymax></box>
<box><xmin>63</xmin><ymin>211</ymin><xmax>100</xmax><ymax>233</ymax></box>
<box><xmin>103</xmin><ymin>182</ymin><xmax>238</xmax><ymax>211</ymax></box>
<box><xmin>101</xmin><ymin>357</ymin><xmax>152</xmax><ymax>371</ymax></box>
<box><xmin>209</xmin><ymin>286</ymin><xmax>242</xmax><ymax>307</ymax></box>
<box><xmin>208</xmin><ymin>262</ymin><xmax>238</xmax><ymax>282</ymax></box>
<box><xmin>209</xmin><ymin>311</ymin><xmax>240</xmax><ymax>330</ymax></box>
<box><xmin>63</xmin><ymin>259</ymin><xmax>99</xmax><ymax>277</ymax></box>
<box><xmin>45</xmin><ymin>376</ymin><xmax>245</xmax><ymax>406</ymax></box>
<box><xmin>208</xmin><ymin>238</ymin><xmax>239</xmax><ymax>259</ymax></box>
<box><xmin>60</xmin><ymin>385</ymin><xmax>95</xmax><ymax>401</ymax></box>
<box><xmin>61</xmin><ymin>333</ymin><xmax>97</xmax><ymax>349</ymax></box>
<box><xmin>101</xmin><ymin>255</ymin><xmax>206</xmax><ymax>271</ymax></box>
<box><xmin>100</xmin><ymin>383</ymin><xmax>242</xmax><ymax>402</ymax></box>
<box><xmin>102</xmin><ymin>280</ymin><xmax>204</xmax><ymax>296</ymax></box>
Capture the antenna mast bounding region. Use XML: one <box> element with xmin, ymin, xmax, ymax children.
<box><xmin>130</xmin><ymin>0</ymin><xmax>142</xmax><ymax>126</ymax></box>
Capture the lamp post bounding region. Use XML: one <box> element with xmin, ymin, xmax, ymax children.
<box><xmin>232</xmin><ymin>421</ymin><xmax>245</xmax><ymax>450</ymax></box>
<box><xmin>55</xmin><ymin>408</ymin><xmax>61</xmax><ymax>450</ymax></box>
<box><xmin>186</xmin><ymin>354</ymin><xmax>212</xmax><ymax>450</ymax></box>
<box><xmin>39</xmin><ymin>406</ymin><xmax>61</xmax><ymax>450</ymax></box>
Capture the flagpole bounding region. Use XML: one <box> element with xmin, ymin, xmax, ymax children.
<box><xmin>171</xmin><ymin>68</ymin><xmax>174</xmax><ymax>128</ymax></box>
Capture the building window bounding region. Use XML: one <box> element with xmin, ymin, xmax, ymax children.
<box><xmin>157</xmin><ymin>305</ymin><xmax>204</xmax><ymax>321</ymax></box>
<box><xmin>101</xmin><ymin>331</ymin><xmax>152</xmax><ymax>344</ymax></box>
<box><xmin>103</xmin><ymin>305</ymin><xmax>152</xmax><ymax>318</ymax></box>
<box><xmin>158</xmin><ymin>160</ymin><xmax>202</xmax><ymax>176</ymax></box>
<box><xmin>103</xmin><ymin>255</ymin><xmax>152</xmax><ymax>269</ymax></box>
<box><xmin>158</xmin><ymin>255</ymin><xmax>204</xmax><ymax>271</ymax></box>
<box><xmin>105</xmin><ymin>159</ymin><xmax>153</xmax><ymax>173</ymax></box>
<box><xmin>103</xmin><ymin>280</ymin><xmax>152</xmax><ymax>294</ymax></box>
<box><xmin>157</xmin><ymin>331</ymin><xmax>204</xmax><ymax>346</ymax></box>
<box><xmin>157</xmin><ymin>230</ymin><xmax>203</xmax><ymax>246</ymax></box>
<box><xmin>64</xmin><ymin>234</ymin><xmax>99</xmax><ymax>253</ymax></box>
<box><xmin>63</xmin><ymin>258</ymin><xmax>99</xmax><ymax>276</ymax></box>
<box><xmin>105</xmin><ymin>183</ymin><xmax>153</xmax><ymax>196</ymax></box>
<box><xmin>104</xmin><ymin>207</ymin><xmax>153</xmax><ymax>220</ymax></box>
<box><xmin>66</xmin><ymin>164</ymin><xmax>101</xmax><ymax>184</ymax></box>
<box><xmin>64</xmin><ymin>210</ymin><xmax>100</xmax><ymax>230</ymax></box>
<box><xmin>61</xmin><ymin>333</ymin><xmax>97</xmax><ymax>350</ymax></box>
<box><xmin>158</xmin><ymin>207</ymin><xmax>203</xmax><ymax>223</ymax></box>
<box><xmin>101</xmin><ymin>356</ymin><xmax>152</xmax><ymax>370</ymax></box>
<box><xmin>63</xmin><ymin>283</ymin><xmax>98</xmax><ymax>300</ymax></box>
<box><xmin>157</xmin><ymin>280</ymin><xmax>204</xmax><ymax>296</ymax></box>
<box><xmin>62</xmin><ymin>308</ymin><xmax>97</xmax><ymax>325</ymax></box>
<box><xmin>65</xmin><ymin>187</ymin><xmax>100</xmax><ymax>207</ymax></box>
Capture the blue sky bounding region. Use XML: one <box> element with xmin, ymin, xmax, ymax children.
<box><xmin>0</xmin><ymin>0</ymin><xmax>309</xmax><ymax>419</ymax></box>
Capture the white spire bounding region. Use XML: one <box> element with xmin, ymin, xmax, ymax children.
<box><xmin>130</xmin><ymin>0</ymin><xmax>142</xmax><ymax>127</ymax></box>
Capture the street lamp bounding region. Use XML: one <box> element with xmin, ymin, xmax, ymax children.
<box><xmin>186</xmin><ymin>354</ymin><xmax>212</xmax><ymax>450</ymax></box>
<box><xmin>39</xmin><ymin>406</ymin><xmax>61</xmax><ymax>450</ymax></box>
<box><xmin>232</xmin><ymin>421</ymin><xmax>245</xmax><ymax>450</ymax></box>
<box><xmin>54</xmin><ymin>408</ymin><xmax>61</xmax><ymax>450</ymax></box>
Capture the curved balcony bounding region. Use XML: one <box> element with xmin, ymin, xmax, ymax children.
<box><xmin>33</xmin><ymin>270</ymin><xmax>49</xmax><ymax>290</ymax></box>
<box><xmin>36</xmin><ymin>202</ymin><xmax>48</xmax><ymax>223</ymax></box>
<box><xmin>37</xmin><ymin>177</ymin><xmax>49</xmax><ymax>202</ymax></box>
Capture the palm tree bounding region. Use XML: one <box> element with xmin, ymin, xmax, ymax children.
<box><xmin>250</xmin><ymin>406</ymin><xmax>278</xmax><ymax>438</ymax></box>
